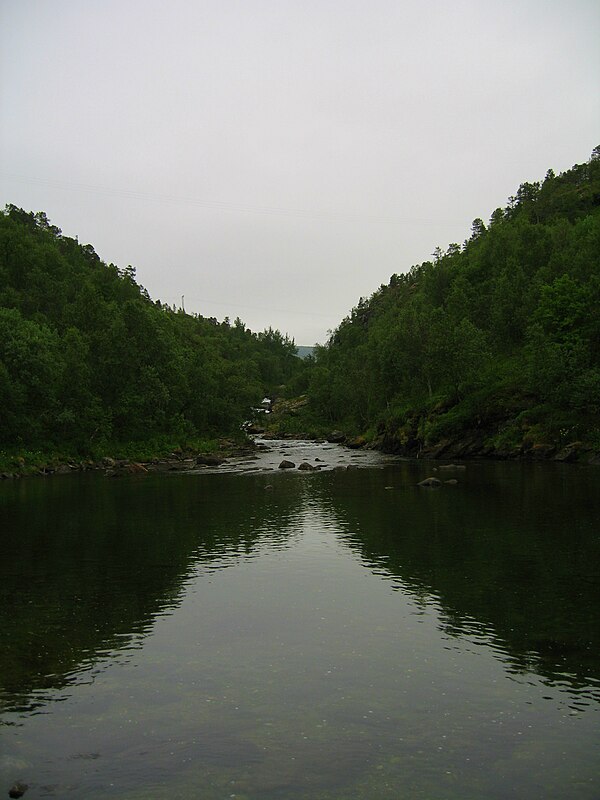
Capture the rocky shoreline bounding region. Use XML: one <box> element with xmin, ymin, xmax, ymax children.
<box><xmin>0</xmin><ymin>440</ymin><xmax>256</xmax><ymax>480</ymax></box>
<box><xmin>3</xmin><ymin>427</ymin><xmax>598</xmax><ymax>481</ymax></box>
<box><xmin>254</xmin><ymin>420</ymin><xmax>600</xmax><ymax>465</ymax></box>
<box><xmin>375</xmin><ymin>431</ymin><xmax>600</xmax><ymax>465</ymax></box>
<box><xmin>254</xmin><ymin>395</ymin><xmax>600</xmax><ymax>467</ymax></box>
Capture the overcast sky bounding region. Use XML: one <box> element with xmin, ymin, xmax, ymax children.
<box><xmin>1</xmin><ymin>0</ymin><xmax>598</xmax><ymax>344</ymax></box>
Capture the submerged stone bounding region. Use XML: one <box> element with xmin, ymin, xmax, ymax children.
<box><xmin>418</xmin><ymin>477</ymin><xmax>442</xmax><ymax>488</ymax></box>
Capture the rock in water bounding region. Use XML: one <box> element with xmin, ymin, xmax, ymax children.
<box><xmin>418</xmin><ymin>477</ymin><xmax>442</xmax><ymax>488</ymax></box>
<box><xmin>9</xmin><ymin>783</ymin><xmax>28</xmax><ymax>799</ymax></box>
<box><xmin>195</xmin><ymin>455</ymin><xmax>225</xmax><ymax>466</ymax></box>
<box><xmin>278</xmin><ymin>460</ymin><xmax>295</xmax><ymax>469</ymax></box>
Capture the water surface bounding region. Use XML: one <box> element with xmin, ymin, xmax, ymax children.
<box><xmin>1</xmin><ymin>442</ymin><xmax>599</xmax><ymax>799</ymax></box>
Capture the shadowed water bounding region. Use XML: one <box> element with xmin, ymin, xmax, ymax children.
<box><xmin>0</xmin><ymin>441</ymin><xmax>599</xmax><ymax>799</ymax></box>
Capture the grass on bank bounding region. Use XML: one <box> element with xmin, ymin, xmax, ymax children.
<box><xmin>0</xmin><ymin>432</ymin><xmax>251</xmax><ymax>477</ymax></box>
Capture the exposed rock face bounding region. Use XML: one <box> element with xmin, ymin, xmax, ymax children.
<box><xmin>245</xmin><ymin>424</ymin><xmax>265</xmax><ymax>435</ymax></box>
<box><xmin>270</xmin><ymin>396</ymin><xmax>309</xmax><ymax>417</ymax></box>
<box><xmin>54</xmin><ymin>464</ymin><xmax>72</xmax><ymax>474</ymax></box>
<box><xmin>378</xmin><ymin>424</ymin><xmax>600</xmax><ymax>464</ymax></box>
<box><xmin>527</xmin><ymin>443</ymin><xmax>556</xmax><ymax>460</ymax></box>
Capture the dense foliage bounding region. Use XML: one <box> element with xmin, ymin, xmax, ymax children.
<box><xmin>0</xmin><ymin>206</ymin><xmax>301</xmax><ymax>457</ymax></box>
<box><xmin>304</xmin><ymin>148</ymin><xmax>600</xmax><ymax>456</ymax></box>
<box><xmin>4</xmin><ymin>148</ymin><xmax>599</xmax><ymax>463</ymax></box>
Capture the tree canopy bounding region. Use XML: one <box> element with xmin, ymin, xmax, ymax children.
<box><xmin>0</xmin><ymin>205</ymin><xmax>302</xmax><ymax>456</ymax></box>
<box><xmin>300</xmin><ymin>148</ymin><xmax>600</xmax><ymax>458</ymax></box>
<box><xmin>4</xmin><ymin>147</ymin><xmax>599</xmax><ymax>463</ymax></box>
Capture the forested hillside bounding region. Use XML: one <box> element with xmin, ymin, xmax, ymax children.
<box><xmin>301</xmin><ymin>148</ymin><xmax>600</xmax><ymax>461</ymax></box>
<box><xmin>3</xmin><ymin>148</ymin><xmax>599</xmax><ymax>468</ymax></box>
<box><xmin>0</xmin><ymin>205</ymin><xmax>301</xmax><ymax>461</ymax></box>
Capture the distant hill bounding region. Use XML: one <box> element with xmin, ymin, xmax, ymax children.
<box><xmin>296</xmin><ymin>346</ymin><xmax>316</xmax><ymax>359</ymax></box>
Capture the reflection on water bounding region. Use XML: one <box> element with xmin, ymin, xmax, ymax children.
<box><xmin>0</xmin><ymin>470</ymin><xmax>306</xmax><ymax>714</ymax></box>
<box><xmin>0</xmin><ymin>448</ymin><xmax>599</xmax><ymax>799</ymax></box>
<box><xmin>311</xmin><ymin>462</ymin><xmax>600</xmax><ymax>706</ymax></box>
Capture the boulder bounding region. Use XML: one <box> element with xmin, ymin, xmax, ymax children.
<box><xmin>554</xmin><ymin>442</ymin><xmax>582</xmax><ymax>462</ymax></box>
<box><xmin>105</xmin><ymin>461</ymin><xmax>148</xmax><ymax>477</ymax></box>
<box><xmin>528</xmin><ymin>443</ymin><xmax>556</xmax><ymax>460</ymax></box>
<box><xmin>196</xmin><ymin>455</ymin><xmax>225</xmax><ymax>466</ymax></box>
<box><xmin>418</xmin><ymin>477</ymin><xmax>442</xmax><ymax>488</ymax></box>
<box><xmin>493</xmin><ymin>444</ymin><xmax>522</xmax><ymax>459</ymax></box>
<box><xmin>346</xmin><ymin>436</ymin><xmax>367</xmax><ymax>449</ymax></box>
<box><xmin>278</xmin><ymin>460</ymin><xmax>295</xmax><ymax>469</ymax></box>
<box><xmin>327</xmin><ymin>431</ymin><xmax>346</xmax><ymax>443</ymax></box>
<box><xmin>129</xmin><ymin>462</ymin><xmax>148</xmax><ymax>473</ymax></box>
<box><xmin>298</xmin><ymin>462</ymin><xmax>317</xmax><ymax>471</ymax></box>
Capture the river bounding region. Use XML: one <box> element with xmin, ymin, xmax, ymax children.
<box><xmin>1</xmin><ymin>439</ymin><xmax>598</xmax><ymax>799</ymax></box>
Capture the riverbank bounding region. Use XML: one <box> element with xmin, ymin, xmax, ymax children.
<box><xmin>0</xmin><ymin>435</ymin><xmax>401</xmax><ymax>481</ymax></box>
<box><xmin>5</xmin><ymin>425</ymin><xmax>598</xmax><ymax>481</ymax></box>
<box><xmin>0</xmin><ymin>436</ymin><xmax>256</xmax><ymax>480</ymax></box>
<box><xmin>375</xmin><ymin>430</ymin><xmax>600</xmax><ymax>465</ymax></box>
<box><xmin>258</xmin><ymin>397</ymin><xmax>600</xmax><ymax>466</ymax></box>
